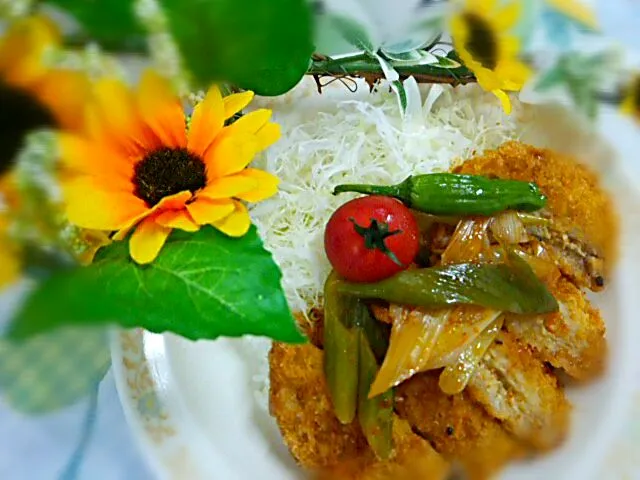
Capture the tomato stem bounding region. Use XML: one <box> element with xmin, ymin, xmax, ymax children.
<box><xmin>349</xmin><ymin>217</ymin><xmax>404</xmax><ymax>267</ymax></box>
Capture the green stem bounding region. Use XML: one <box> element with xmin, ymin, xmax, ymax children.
<box><xmin>333</xmin><ymin>183</ymin><xmax>404</xmax><ymax>198</ymax></box>
<box><xmin>308</xmin><ymin>55</ymin><xmax>477</xmax><ymax>86</ymax></box>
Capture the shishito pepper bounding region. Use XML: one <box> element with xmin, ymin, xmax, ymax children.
<box><xmin>333</xmin><ymin>173</ymin><xmax>547</xmax><ymax>216</ymax></box>
<box><xmin>355</xmin><ymin>302</ymin><xmax>393</xmax><ymax>460</ymax></box>
<box><xmin>324</xmin><ymin>271</ymin><xmax>394</xmax><ymax>458</ymax></box>
<box><xmin>336</xmin><ymin>252</ymin><xmax>559</xmax><ymax>315</ymax></box>
<box><xmin>323</xmin><ymin>271</ymin><xmax>359</xmax><ymax>424</ymax></box>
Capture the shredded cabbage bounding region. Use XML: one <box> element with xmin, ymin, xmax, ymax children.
<box><xmin>250</xmin><ymin>78</ymin><xmax>524</xmax><ymax>315</ymax></box>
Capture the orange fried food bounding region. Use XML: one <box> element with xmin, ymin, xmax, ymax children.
<box><xmin>468</xmin><ymin>330</ymin><xmax>571</xmax><ymax>451</ymax></box>
<box><xmin>396</xmin><ymin>372</ymin><xmax>525</xmax><ymax>480</ymax></box>
<box><xmin>505</xmin><ymin>276</ymin><xmax>607</xmax><ymax>381</ymax></box>
<box><xmin>269</xmin><ymin>342</ymin><xmax>365</xmax><ymax>469</ymax></box>
<box><xmin>317</xmin><ymin>417</ymin><xmax>450</xmax><ymax>480</ymax></box>
<box><xmin>456</xmin><ymin>141</ymin><xmax>618</xmax><ymax>289</ymax></box>
<box><xmin>269</xmin><ymin>342</ymin><xmax>449</xmax><ymax>478</ymax></box>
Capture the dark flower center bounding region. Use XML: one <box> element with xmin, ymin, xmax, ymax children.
<box><xmin>133</xmin><ymin>147</ymin><xmax>206</xmax><ymax>207</ymax></box>
<box><xmin>0</xmin><ymin>80</ymin><xmax>57</xmax><ymax>177</ymax></box>
<box><xmin>463</xmin><ymin>13</ymin><xmax>498</xmax><ymax>71</ymax></box>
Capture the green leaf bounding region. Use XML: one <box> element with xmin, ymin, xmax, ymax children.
<box><xmin>391</xmin><ymin>79</ymin><xmax>407</xmax><ymax>114</ymax></box>
<box><xmin>327</xmin><ymin>14</ymin><xmax>376</xmax><ymax>53</ymax></box>
<box><xmin>382</xmin><ymin>49</ymin><xmax>439</xmax><ymax>66</ymax></box>
<box><xmin>158</xmin><ymin>0</ymin><xmax>314</xmax><ymax>96</ymax></box>
<box><xmin>44</xmin><ymin>0</ymin><xmax>145</xmax><ymax>44</ymax></box>
<box><xmin>534</xmin><ymin>64</ymin><xmax>567</xmax><ymax>92</ymax></box>
<box><xmin>433</xmin><ymin>55</ymin><xmax>462</xmax><ymax>69</ymax></box>
<box><xmin>8</xmin><ymin>226</ymin><xmax>305</xmax><ymax>344</ymax></box>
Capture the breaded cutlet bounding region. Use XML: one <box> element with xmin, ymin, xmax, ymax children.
<box><xmin>455</xmin><ymin>141</ymin><xmax>618</xmax><ymax>288</ymax></box>
<box><xmin>468</xmin><ymin>330</ymin><xmax>571</xmax><ymax>451</ymax></box>
<box><xmin>269</xmin><ymin>342</ymin><xmax>449</xmax><ymax>479</ymax></box>
<box><xmin>396</xmin><ymin>371</ymin><xmax>525</xmax><ymax>480</ymax></box>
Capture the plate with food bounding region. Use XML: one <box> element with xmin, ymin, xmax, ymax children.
<box><xmin>111</xmin><ymin>79</ymin><xmax>640</xmax><ymax>480</ymax></box>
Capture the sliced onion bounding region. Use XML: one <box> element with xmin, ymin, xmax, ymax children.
<box><xmin>422</xmin><ymin>306</ymin><xmax>503</xmax><ymax>370</ymax></box>
<box><xmin>513</xmin><ymin>245</ymin><xmax>561</xmax><ymax>284</ymax></box>
<box><xmin>490</xmin><ymin>211</ymin><xmax>529</xmax><ymax>245</ymax></box>
<box><xmin>441</xmin><ymin>218</ymin><xmax>492</xmax><ymax>265</ymax></box>
<box><xmin>368</xmin><ymin>307</ymin><xmax>451</xmax><ymax>398</ymax></box>
<box><xmin>438</xmin><ymin>316</ymin><xmax>505</xmax><ymax>395</ymax></box>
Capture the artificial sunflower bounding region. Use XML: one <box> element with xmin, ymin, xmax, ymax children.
<box><xmin>60</xmin><ymin>70</ymin><xmax>281</xmax><ymax>264</ymax></box>
<box><xmin>545</xmin><ymin>0</ymin><xmax>598</xmax><ymax>30</ymax></box>
<box><xmin>621</xmin><ymin>75</ymin><xmax>640</xmax><ymax>123</ymax></box>
<box><xmin>0</xmin><ymin>210</ymin><xmax>20</xmax><ymax>289</ymax></box>
<box><xmin>451</xmin><ymin>0</ymin><xmax>532</xmax><ymax>114</ymax></box>
<box><xmin>0</xmin><ymin>15</ymin><xmax>89</xmax><ymax>183</ymax></box>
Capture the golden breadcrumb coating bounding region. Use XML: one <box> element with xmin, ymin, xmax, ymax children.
<box><xmin>269</xmin><ymin>342</ymin><xmax>365</xmax><ymax>469</ymax></box>
<box><xmin>505</xmin><ymin>276</ymin><xmax>607</xmax><ymax>381</ymax></box>
<box><xmin>455</xmin><ymin>141</ymin><xmax>618</xmax><ymax>272</ymax></box>
<box><xmin>317</xmin><ymin>417</ymin><xmax>450</xmax><ymax>480</ymax></box>
<box><xmin>269</xmin><ymin>342</ymin><xmax>449</xmax><ymax>479</ymax></box>
<box><xmin>396</xmin><ymin>372</ymin><xmax>525</xmax><ymax>480</ymax></box>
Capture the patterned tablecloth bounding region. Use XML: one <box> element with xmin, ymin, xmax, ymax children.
<box><xmin>0</xmin><ymin>2</ymin><xmax>638</xmax><ymax>480</ymax></box>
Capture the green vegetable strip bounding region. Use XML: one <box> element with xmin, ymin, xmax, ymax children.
<box><xmin>337</xmin><ymin>255</ymin><xmax>558</xmax><ymax>315</ymax></box>
<box><xmin>323</xmin><ymin>271</ymin><xmax>359</xmax><ymax>424</ymax></box>
<box><xmin>333</xmin><ymin>173</ymin><xmax>547</xmax><ymax>216</ymax></box>
<box><xmin>355</xmin><ymin>301</ymin><xmax>393</xmax><ymax>460</ymax></box>
<box><xmin>358</xmin><ymin>328</ymin><xmax>394</xmax><ymax>460</ymax></box>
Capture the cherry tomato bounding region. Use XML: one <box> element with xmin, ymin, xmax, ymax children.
<box><xmin>324</xmin><ymin>195</ymin><xmax>420</xmax><ymax>283</ymax></box>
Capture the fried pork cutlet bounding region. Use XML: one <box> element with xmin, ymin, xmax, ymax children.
<box><xmin>455</xmin><ymin>141</ymin><xmax>618</xmax><ymax>290</ymax></box>
<box><xmin>504</xmin><ymin>276</ymin><xmax>607</xmax><ymax>381</ymax></box>
<box><xmin>269</xmin><ymin>342</ymin><xmax>449</xmax><ymax>479</ymax></box>
<box><xmin>468</xmin><ymin>330</ymin><xmax>571</xmax><ymax>451</ymax></box>
<box><xmin>396</xmin><ymin>372</ymin><xmax>525</xmax><ymax>480</ymax></box>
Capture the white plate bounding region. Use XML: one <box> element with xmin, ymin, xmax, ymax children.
<box><xmin>111</xmin><ymin>90</ymin><xmax>640</xmax><ymax>480</ymax></box>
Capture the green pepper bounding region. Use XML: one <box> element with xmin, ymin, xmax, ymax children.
<box><xmin>323</xmin><ymin>271</ymin><xmax>359</xmax><ymax>424</ymax></box>
<box><xmin>358</xmin><ymin>328</ymin><xmax>394</xmax><ymax>460</ymax></box>
<box><xmin>353</xmin><ymin>300</ymin><xmax>393</xmax><ymax>460</ymax></box>
<box><xmin>333</xmin><ymin>173</ymin><xmax>547</xmax><ymax>216</ymax></box>
<box><xmin>337</xmin><ymin>255</ymin><xmax>558</xmax><ymax>315</ymax></box>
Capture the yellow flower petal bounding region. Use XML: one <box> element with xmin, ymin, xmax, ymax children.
<box><xmin>255</xmin><ymin>122</ymin><xmax>282</xmax><ymax>151</ymax></box>
<box><xmin>0</xmin><ymin>242</ymin><xmax>20</xmax><ymax>289</ymax></box>
<box><xmin>112</xmin><ymin>191</ymin><xmax>192</xmax><ymax>241</ymax></box>
<box><xmin>198</xmin><ymin>175</ymin><xmax>258</xmax><ymax>200</ymax></box>
<box><xmin>0</xmin><ymin>15</ymin><xmax>59</xmax><ymax>87</ymax></box>
<box><xmin>58</xmin><ymin>133</ymin><xmax>131</xmax><ymax>185</ymax></box>
<box><xmin>495</xmin><ymin>1</ymin><xmax>521</xmax><ymax>30</ymax></box>
<box><xmin>212</xmin><ymin>201</ymin><xmax>251</xmax><ymax>237</ymax></box>
<box><xmin>89</xmin><ymin>78</ymin><xmax>159</xmax><ymax>157</ymax></box>
<box><xmin>129</xmin><ymin>216</ymin><xmax>172</xmax><ymax>264</ymax></box>
<box><xmin>0</xmin><ymin>213</ymin><xmax>20</xmax><ymax>289</ymax></box>
<box><xmin>234</xmin><ymin>169</ymin><xmax>279</xmax><ymax>203</ymax></box>
<box><xmin>155</xmin><ymin>210</ymin><xmax>199</xmax><ymax>232</ymax></box>
<box><xmin>621</xmin><ymin>91</ymin><xmax>635</xmax><ymax>115</ymax></box>
<box><xmin>546</xmin><ymin>0</ymin><xmax>598</xmax><ymax>29</ymax></box>
<box><xmin>33</xmin><ymin>70</ymin><xmax>90</xmax><ymax>132</ymax></box>
<box><xmin>204</xmin><ymin>134</ymin><xmax>259</xmax><ymax>179</ymax></box>
<box><xmin>223</xmin><ymin>91</ymin><xmax>254</xmax><ymax>119</ymax></box>
<box><xmin>186</xmin><ymin>198</ymin><xmax>235</xmax><ymax>225</ymax></box>
<box><xmin>492</xmin><ymin>89</ymin><xmax>512</xmax><ymax>114</ymax></box>
<box><xmin>137</xmin><ymin>70</ymin><xmax>187</xmax><ymax>150</ymax></box>
<box><xmin>224</xmin><ymin>109</ymin><xmax>272</xmax><ymax>136</ymax></box>
<box><xmin>187</xmin><ymin>85</ymin><xmax>224</xmax><ymax>157</ymax></box>
<box><xmin>63</xmin><ymin>177</ymin><xmax>147</xmax><ymax>231</ymax></box>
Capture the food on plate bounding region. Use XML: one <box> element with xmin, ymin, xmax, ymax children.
<box><xmin>269</xmin><ymin>342</ymin><xmax>450</xmax><ymax>480</ymax></box>
<box><xmin>269</xmin><ymin>141</ymin><xmax>618</xmax><ymax>479</ymax></box>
